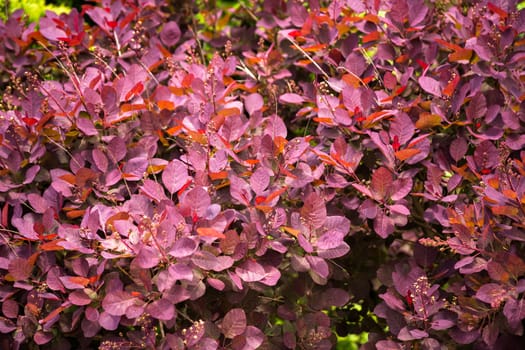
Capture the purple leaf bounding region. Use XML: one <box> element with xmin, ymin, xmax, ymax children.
<box><xmin>8</xmin><ymin>257</ymin><xmax>33</xmax><ymax>281</ymax></box>
<box><xmin>249</xmin><ymin>168</ymin><xmax>270</xmax><ymax>195</ymax></box>
<box><xmin>1</xmin><ymin>299</ymin><xmax>18</xmax><ymax>319</ymax></box>
<box><xmin>122</xmin><ymin>156</ymin><xmax>148</xmax><ymax>181</ymax></box>
<box><xmin>235</xmin><ymin>260</ymin><xmax>266</xmax><ymax>282</ymax></box>
<box><xmin>0</xmin><ymin>317</ymin><xmax>16</xmax><ymax>333</ymax></box>
<box><xmin>77</xmin><ymin>117</ymin><xmax>98</xmax><ymax>136</ymax></box>
<box><xmin>85</xmin><ymin>307</ymin><xmax>99</xmax><ymax>322</ymax></box>
<box><xmin>92</xmin><ymin>148</ymin><xmax>108</xmax><ymax>173</ymax></box>
<box><xmin>466</xmin><ymin>93</ymin><xmax>487</xmax><ymax>121</ymax></box>
<box><xmin>450</xmin><ymin>137</ymin><xmax>468</xmax><ymax>162</ymax></box>
<box><xmin>222</xmin><ymin>308</ymin><xmax>247</xmax><ymax>339</ymax></box>
<box><xmin>169</xmin><ymin>263</ymin><xmax>194</xmax><ymax>281</ymax></box>
<box><xmin>27</xmin><ymin>193</ymin><xmax>48</xmax><ymax>214</ymax></box>
<box><xmin>390</xmin><ymin>112</ymin><xmax>415</xmax><ymax>145</ymax></box>
<box><xmin>260</xmin><ymin>265</ymin><xmax>281</xmax><ymax>286</ymax></box>
<box><xmin>160</xmin><ymin>21</ymin><xmax>181</xmax><ymax>46</ymax></box>
<box><xmin>391</xmin><ymin>176</ymin><xmax>413</xmax><ymax>201</ymax></box>
<box><xmin>301</xmin><ymin>192</ymin><xmax>327</xmax><ymax>229</ymax></box>
<box><xmin>419</xmin><ymin>76</ymin><xmax>442</xmax><ymax>97</ymax></box>
<box><xmin>475</xmin><ymin>283</ymin><xmax>508</xmax><ymax>306</ymax></box>
<box><xmin>317</xmin><ymin>230</ymin><xmax>345</xmax><ymax>250</ymax></box>
<box><xmin>279</xmin><ymin>93</ymin><xmax>305</xmax><ymax>104</ymax></box>
<box><xmin>39</xmin><ymin>14</ymin><xmax>67</xmax><ymax>41</ymax></box>
<box><xmin>140</xmin><ymin>179</ymin><xmax>169</xmax><ymax>203</ymax></box>
<box><xmin>321</xmin><ymin>288</ymin><xmax>350</xmax><ymax>307</ymax></box>
<box><xmin>34</xmin><ymin>331</ymin><xmax>53</xmax><ymax>345</ymax></box>
<box><xmin>231</xmin><ymin>325</ymin><xmax>264</xmax><ymax>350</ymax></box>
<box><xmin>317</xmin><ymin>242</ymin><xmax>351</xmax><ymax>259</ymax></box>
<box><xmin>398</xmin><ymin>327</ymin><xmax>429</xmax><ymax>341</ymax></box>
<box><xmin>374</xmin><ymin>211</ymin><xmax>395</xmax><ymax>238</ymax></box>
<box><xmin>181</xmin><ymin>186</ymin><xmax>211</xmax><ymax>218</ymax></box>
<box><xmin>162</xmin><ymin>159</ymin><xmax>189</xmax><ymax>195</ymax></box>
<box><xmin>430</xmin><ymin>318</ymin><xmax>455</xmax><ymax>330</ymax></box>
<box><xmin>134</xmin><ymin>245</ymin><xmax>161</xmax><ymax>269</ymax></box>
<box><xmin>380</xmin><ymin>291</ymin><xmax>406</xmax><ymax>312</ymax></box>
<box><xmin>102</xmin><ymin>290</ymin><xmax>143</xmax><ymax>316</ymax></box>
<box><xmin>306</xmin><ymin>255</ymin><xmax>329</xmax><ymax>279</ymax></box>
<box><xmin>146</xmin><ymin>298</ymin><xmax>175</xmax><ymax>321</ymax></box>
<box><xmin>388</xmin><ymin>204</ymin><xmax>410</xmax><ymax>216</ymax></box>
<box><xmin>169</xmin><ymin>237</ymin><xmax>198</xmax><ymax>258</ymax></box>
<box><xmin>69</xmin><ymin>290</ymin><xmax>92</xmax><ymax>306</ymax></box>
<box><xmin>192</xmin><ymin>251</ymin><xmax>233</xmax><ymax>272</ymax></box>
<box><xmin>229</xmin><ymin>174</ymin><xmax>253</xmax><ymax>206</ymax></box>
<box><xmin>376</xmin><ymin>340</ymin><xmax>402</xmax><ymax>350</ymax></box>
<box><xmin>98</xmin><ymin>311</ymin><xmax>120</xmax><ymax>331</ymax></box>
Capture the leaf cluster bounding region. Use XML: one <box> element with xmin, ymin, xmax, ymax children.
<box><xmin>0</xmin><ymin>0</ymin><xmax>524</xmax><ymax>349</ymax></box>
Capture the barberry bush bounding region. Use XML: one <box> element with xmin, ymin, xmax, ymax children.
<box><xmin>0</xmin><ymin>0</ymin><xmax>524</xmax><ymax>349</ymax></box>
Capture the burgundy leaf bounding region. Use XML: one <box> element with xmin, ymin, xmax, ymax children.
<box><xmin>1</xmin><ymin>299</ymin><xmax>18</xmax><ymax>319</ymax></box>
<box><xmin>8</xmin><ymin>257</ymin><xmax>33</xmax><ymax>281</ymax></box>
<box><xmin>374</xmin><ymin>211</ymin><xmax>395</xmax><ymax>238</ymax></box>
<box><xmin>371</xmin><ymin>167</ymin><xmax>394</xmax><ymax>200</ymax></box>
<box><xmin>231</xmin><ymin>325</ymin><xmax>264</xmax><ymax>350</ymax></box>
<box><xmin>69</xmin><ymin>290</ymin><xmax>92</xmax><ymax>306</ymax></box>
<box><xmin>222</xmin><ymin>308</ymin><xmax>247</xmax><ymax>339</ymax></box>
<box><xmin>300</xmin><ymin>192</ymin><xmax>327</xmax><ymax>229</ymax></box>
<box><xmin>33</xmin><ymin>331</ymin><xmax>53</xmax><ymax>345</ymax></box>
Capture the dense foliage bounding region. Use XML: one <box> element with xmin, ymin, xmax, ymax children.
<box><xmin>0</xmin><ymin>0</ymin><xmax>524</xmax><ymax>349</ymax></box>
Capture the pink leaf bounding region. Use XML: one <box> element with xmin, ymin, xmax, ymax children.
<box><xmin>279</xmin><ymin>93</ymin><xmax>305</xmax><ymax>104</ymax></box>
<box><xmin>244</xmin><ymin>93</ymin><xmax>264</xmax><ymax>116</ymax></box>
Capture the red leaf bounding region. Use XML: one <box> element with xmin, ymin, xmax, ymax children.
<box><xmin>124</xmin><ymin>82</ymin><xmax>144</xmax><ymax>100</ymax></box>
<box><xmin>371</xmin><ymin>167</ymin><xmax>394</xmax><ymax>200</ymax></box>
<box><xmin>487</xmin><ymin>2</ymin><xmax>508</xmax><ymax>19</ymax></box>
<box><xmin>196</xmin><ymin>227</ymin><xmax>226</xmax><ymax>239</ymax></box>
